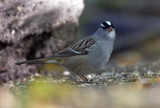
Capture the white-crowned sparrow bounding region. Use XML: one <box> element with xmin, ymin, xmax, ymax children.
<box><xmin>16</xmin><ymin>21</ymin><xmax>116</xmax><ymax>81</ymax></box>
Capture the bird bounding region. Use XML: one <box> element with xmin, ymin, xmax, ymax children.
<box><xmin>16</xmin><ymin>21</ymin><xmax>116</xmax><ymax>82</ymax></box>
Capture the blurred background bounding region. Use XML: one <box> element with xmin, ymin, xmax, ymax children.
<box><xmin>79</xmin><ymin>0</ymin><xmax>160</xmax><ymax>67</ymax></box>
<box><xmin>1</xmin><ymin>1</ymin><xmax>160</xmax><ymax>108</ymax></box>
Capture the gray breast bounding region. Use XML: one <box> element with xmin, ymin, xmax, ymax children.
<box><xmin>88</xmin><ymin>38</ymin><xmax>114</xmax><ymax>67</ymax></box>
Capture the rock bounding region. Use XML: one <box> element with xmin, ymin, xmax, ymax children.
<box><xmin>0</xmin><ymin>0</ymin><xmax>84</xmax><ymax>83</ymax></box>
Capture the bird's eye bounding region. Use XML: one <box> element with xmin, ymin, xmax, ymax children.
<box><xmin>100</xmin><ymin>21</ymin><xmax>114</xmax><ymax>30</ymax></box>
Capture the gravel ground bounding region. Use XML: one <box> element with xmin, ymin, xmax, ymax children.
<box><xmin>0</xmin><ymin>58</ymin><xmax>160</xmax><ymax>108</ymax></box>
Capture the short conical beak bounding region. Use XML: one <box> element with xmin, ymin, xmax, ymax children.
<box><xmin>107</xmin><ymin>27</ymin><xmax>114</xmax><ymax>32</ymax></box>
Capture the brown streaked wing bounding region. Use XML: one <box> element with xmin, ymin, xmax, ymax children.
<box><xmin>51</xmin><ymin>36</ymin><xmax>95</xmax><ymax>57</ymax></box>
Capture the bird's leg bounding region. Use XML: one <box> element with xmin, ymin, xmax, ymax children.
<box><xmin>78</xmin><ymin>75</ymin><xmax>88</xmax><ymax>82</ymax></box>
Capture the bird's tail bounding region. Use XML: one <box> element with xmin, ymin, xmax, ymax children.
<box><xmin>15</xmin><ymin>57</ymin><xmax>56</xmax><ymax>65</ymax></box>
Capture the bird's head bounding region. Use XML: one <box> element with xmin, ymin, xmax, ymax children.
<box><xmin>100</xmin><ymin>21</ymin><xmax>114</xmax><ymax>32</ymax></box>
<box><xmin>98</xmin><ymin>21</ymin><xmax>116</xmax><ymax>39</ymax></box>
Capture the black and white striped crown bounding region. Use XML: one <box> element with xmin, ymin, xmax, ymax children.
<box><xmin>100</xmin><ymin>21</ymin><xmax>114</xmax><ymax>30</ymax></box>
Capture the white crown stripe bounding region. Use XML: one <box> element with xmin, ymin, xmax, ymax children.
<box><xmin>105</xmin><ymin>21</ymin><xmax>111</xmax><ymax>25</ymax></box>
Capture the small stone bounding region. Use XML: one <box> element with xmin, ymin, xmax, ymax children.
<box><xmin>11</xmin><ymin>30</ymin><xmax>15</xmax><ymax>35</ymax></box>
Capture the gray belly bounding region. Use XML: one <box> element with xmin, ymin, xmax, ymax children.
<box><xmin>62</xmin><ymin>41</ymin><xmax>113</xmax><ymax>75</ymax></box>
<box><xmin>63</xmin><ymin>55</ymin><xmax>103</xmax><ymax>75</ymax></box>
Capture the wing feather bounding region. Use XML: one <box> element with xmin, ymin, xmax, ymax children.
<box><xmin>52</xmin><ymin>36</ymin><xmax>95</xmax><ymax>57</ymax></box>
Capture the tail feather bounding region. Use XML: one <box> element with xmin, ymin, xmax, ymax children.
<box><xmin>15</xmin><ymin>58</ymin><xmax>50</xmax><ymax>65</ymax></box>
<box><xmin>15</xmin><ymin>56</ymin><xmax>66</xmax><ymax>65</ymax></box>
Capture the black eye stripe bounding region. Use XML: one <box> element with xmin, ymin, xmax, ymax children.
<box><xmin>102</xmin><ymin>22</ymin><xmax>110</xmax><ymax>29</ymax></box>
